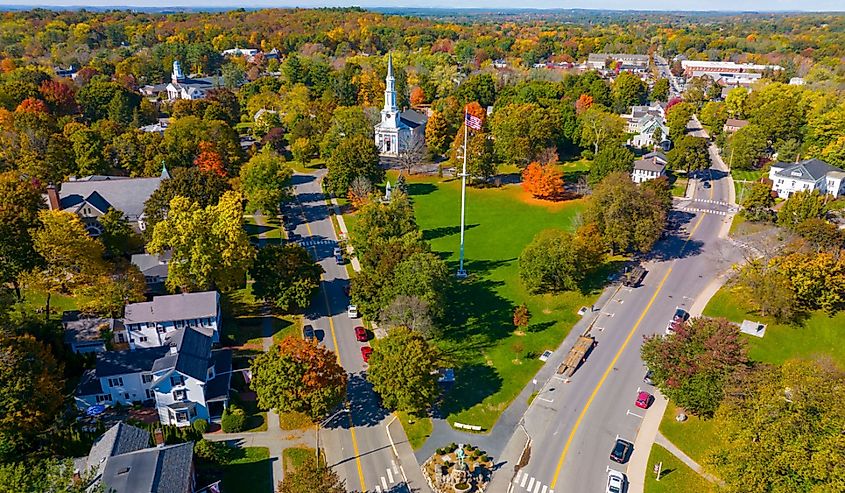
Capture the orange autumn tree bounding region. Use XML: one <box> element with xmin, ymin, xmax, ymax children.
<box><xmin>575</xmin><ymin>93</ymin><xmax>594</xmax><ymax>115</ymax></box>
<box><xmin>15</xmin><ymin>97</ymin><xmax>48</xmax><ymax>114</ymax></box>
<box><xmin>194</xmin><ymin>141</ymin><xmax>227</xmax><ymax>177</ymax></box>
<box><xmin>522</xmin><ymin>161</ymin><xmax>564</xmax><ymax>200</ymax></box>
<box><xmin>410</xmin><ymin>86</ymin><xmax>425</xmax><ymax>107</ymax></box>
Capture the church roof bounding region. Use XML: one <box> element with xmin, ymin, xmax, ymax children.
<box><xmin>400</xmin><ymin>109</ymin><xmax>428</xmax><ymax>128</ymax></box>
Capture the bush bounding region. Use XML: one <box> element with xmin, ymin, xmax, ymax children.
<box><xmin>221</xmin><ymin>407</ymin><xmax>246</xmax><ymax>433</ymax></box>
<box><xmin>192</xmin><ymin>419</ymin><xmax>209</xmax><ymax>434</ymax></box>
<box><xmin>194</xmin><ymin>439</ymin><xmax>235</xmax><ymax>465</ymax></box>
<box><xmin>480</xmin><ymin>454</ymin><xmax>489</xmax><ymax>462</ymax></box>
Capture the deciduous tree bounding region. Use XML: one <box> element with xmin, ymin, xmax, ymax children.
<box><xmin>240</xmin><ymin>147</ymin><xmax>293</xmax><ymax>215</ymax></box>
<box><xmin>589</xmin><ymin>145</ymin><xmax>635</xmax><ymax>185</ymax></box>
<box><xmin>0</xmin><ymin>171</ymin><xmax>43</xmax><ymax>297</ymax></box>
<box><xmin>142</xmin><ymin>166</ymin><xmax>231</xmax><ymax>237</ymax></box>
<box><xmin>741</xmin><ymin>182</ymin><xmax>775</xmax><ymax>222</ymax></box>
<box><xmin>367</xmin><ymin>326</ymin><xmax>439</xmax><ymax>414</ymax></box>
<box><xmin>777</xmin><ymin>190</ymin><xmax>828</xmax><ymax>228</ymax></box>
<box><xmin>579</xmin><ymin>107</ymin><xmax>625</xmax><ymax>154</ymax></box>
<box><xmin>668</xmin><ymin>135</ymin><xmax>709</xmax><ymax>172</ymax></box>
<box><xmin>250</xmin><ymin>244</ymin><xmax>323</xmax><ymax>313</ymax></box>
<box><xmin>518</xmin><ymin>226</ymin><xmax>606</xmax><ymax>293</ymax></box>
<box><xmin>521</xmin><ymin>162</ymin><xmax>564</xmax><ymax>200</ymax></box>
<box><xmin>325</xmin><ymin>134</ymin><xmax>382</xmax><ymax>197</ymax></box>
<box><xmin>278</xmin><ymin>455</ymin><xmax>344</xmax><ymax>493</ymax></box>
<box><xmin>726</xmin><ymin>123</ymin><xmax>767</xmax><ymax>170</ymax></box>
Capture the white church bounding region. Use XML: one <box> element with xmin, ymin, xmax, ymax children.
<box><xmin>374</xmin><ymin>54</ymin><xmax>428</xmax><ymax>157</ymax></box>
<box><xmin>166</xmin><ymin>61</ymin><xmax>214</xmax><ymax>101</ymax></box>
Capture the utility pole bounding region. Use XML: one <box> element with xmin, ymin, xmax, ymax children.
<box><xmin>457</xmin><ymin>109</ymin><xmax>469</xmax><ymax>279</ymax></box>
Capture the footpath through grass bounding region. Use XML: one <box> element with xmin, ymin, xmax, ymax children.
<box><xmin>644</xmin><ymin>444</ymin><xmax>713</xmax><ymax>493</ymax></box>
<box><xmin>405</xmin><ymin>174</ymin><xmax>603</xmax><ymax>430</ymax></box>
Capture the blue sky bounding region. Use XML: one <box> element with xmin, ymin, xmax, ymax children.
<box><xmin>0</xmin><ymin>0</ymin><xmax>841</xmax><ymax>10</ymax></box>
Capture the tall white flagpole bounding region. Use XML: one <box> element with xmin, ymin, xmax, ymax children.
<box><xmin>457</xmin><ymin>110</ymin><xmax>469</xmax><ymax>278</ymax></box>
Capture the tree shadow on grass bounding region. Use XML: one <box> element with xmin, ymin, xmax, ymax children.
<box><xmin>435</xmin><ymin>363</ymin><xmax>503</xmax><ymax>421</ymax></box>
<box><xmin>408</xmin><ymin>182</ymin><xmax>437</xmax><ymax>196</ymax></box>
<box><xmin>422</xmin><ymin>223</ymin><xmax>479</xmax><ymax>242</ymax></box>
<box><xmin>438</xmin><ymin>272</ymin><xmax>515</xmax><ymax>349</ymax></box>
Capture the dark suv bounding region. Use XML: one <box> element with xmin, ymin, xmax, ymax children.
<box><xmin>610</xmin><ymin>438</ymin><xmax>633</xmax><ymax>464</ymax></box>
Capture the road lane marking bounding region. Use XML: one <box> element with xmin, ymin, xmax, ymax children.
<box><xmin>382</xmin><ymin>476</ymin><xmax>388</xmax><ymax>489</ymax></box>
<box><xmin>548</xmin><ymin>212</ymin><xmax>707</xmax><ymax>489</ymax></box>
<box><xmin>521</xmin><ymin>473</ymin><xmax>529</xmax><ymax>487</ymax></box>
<box><xmin>527</xmin><ymin>477</ymin><xmax>535</xmax><ymax>490</ymax></box>
<box><xmin>533</xmin><ymin>481</ymin><xmax>541</xmax><ymax>493</ymax></box>
<box><xmin>514</xmin><ymin>471</ymin><xmax>523</xmax><ymax>484</ymax></box>
<box><xmin>387</xmin><ymin>467</ymin><xmax>394</xmax><ymax>483</ymax></box>
<box><xmin>542</xmin><ymin>486</ymin><xmax>548</xmax><ymax>493</ymax></box>
<box><xmin>296</xmin><ymin>193</ymin><xmax>367</xmax><ymax>493</ymax></box>
<box><xmin>627</xmin><ymin>409</ymin><xmax>644</xmax><ymax>419</ymax></box>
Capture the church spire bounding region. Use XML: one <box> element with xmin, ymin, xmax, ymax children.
<box><xmin>383</xmin><ymin>52</ymin><xmax>397</xmax><ymax>114</ymax></box>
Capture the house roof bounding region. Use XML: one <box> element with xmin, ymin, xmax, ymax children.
<box><xmin>160</xmin><ymin>327</ymin><xmax>213</xmax><ymax>381</ymax></box>
<box><xmin>772</xmin><ymin>158</ymin><xmax>843</xmax><ymax>182</ymax></box>
<box><xmin>643</xmin><ymin>151</ymin><xmax>669</xmax><ymax>165</ymax></box>
<box><xmin>96</xmin><ymin>346</ymin><xmax>170</xmax><ymax>378</ymax></box>
<box><xmin>131</xmin><ymin>252</ymin><xmax>171</xmax><ymax>279</ymax></box>
<box><xmin>124</xmin><ymin>291</ymin><xmax>218</xmax><ymax>325</ymax></box>
<box><xmin>85</xmin><ymin>422</ymin><xmax>151</xmax><ymax>475</ymax></box>
<box><xmin>206</xmin><ymin>350</ymin><xmax>233</xmax><ymax>401</ymax></box>
<box><xmin>724</xmin><ymin>118</ymin><xmax>749</xmax><ymax>128</ymax></box>
<box><xmin>633</xmin><ymin>158</ymin><xmax>666</xmax><ymax>173</ymax></box>
<box><xmin>77</xmin><ymin>369</ymin><xmax>104</xmax><ymax>395</ymax></box>
<box><xmin>62</xmin><ymin>311</ymin><xmax>121</xmax><ymax>345</ymax></box>
<box><xmin>100</xmin><ymin>442</ymin><xmax>194</xmax><ymax>493</ymax></box>
<box><xmin>58</xmin><ymin>176</ymin><xmax>163</xmax><ymax>221</ymax></box>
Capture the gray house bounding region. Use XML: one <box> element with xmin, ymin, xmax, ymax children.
<box><xmin>74</xmin><ymin>422</ymin><xmax>195</xmax><ymax>493</ymax></box>
<box><xmin>131</xmin><ymin>251</ymin><xmax>171</xmax><ymax>293</ymax></box>
<box><xmin>62</xmin><ymin>311</ymin><xmax>123</xmax><ymax>353</ymax></box>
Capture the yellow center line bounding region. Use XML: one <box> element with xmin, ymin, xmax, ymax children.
<box><xmin>550</xmin><ymin>212</ymin><xmax>706</xmax><ymax>488</ymax></box>
<box><xmin>297</xmin><ymin>195</ymin><xmax>368</xmax><ymax>493</ymax></box>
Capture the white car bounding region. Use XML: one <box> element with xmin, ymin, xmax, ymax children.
<box><xmin>347</xmin><ymin>304</ymin><xmax>358</xmax><ymax>318</ymax></box>
<box><xmin>606</xmin><ymin>469</ymin><xmax>626</xmax><ymax>493</ymax></box>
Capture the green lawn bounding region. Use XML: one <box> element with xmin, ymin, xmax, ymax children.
<box><xmin>400</xmin><ymin>175</ymin><xmax>602</xmax><ymax>430</ymax></box>
<box><xmin>244</xmin><ymin>214</ymin><xmax>285</xmax><ymax>243</ymax></box>
<box><xmin>730</xmin><ymin>169</ymin><xmax>766</xmax><ymax>182</ymax></box>
<box><xmin>659</xmin><ymin>403</ymin><xmax>719</xmax><ymax>464</ymax></box>
<box><xmin>278</xmin><ymin>411</ymin><xmax>313</xmax><ymax>430</ymax></box>
<box><xmin>219</xmin><ymin>447</ymin><xmax>273</xmax><ymax>493</ymax></box>
<box><xmin>396</xmin><ymin>411</ymin><xmax>433</xmax><ymax>451</ymax></box>
<box><xmin>289</xmin><ymin>157</ymin><xmax>326</xmax><ymax>174</ymax></box>
<box><xmin>221</xmin><ymin>286</ymin><xmax>300</xmax><ymax>347</ymax></box>
<box><xmin>703</xmin><ymin>286</ymin><xmax>845</xmax><ymax>367</ymax></box>
<box><xmin>282</xmin><ymin>447</ymin><xmax>318</xmax><ymax>474</ymax></box>
<box><xmin>671</xmin><ymin>177</ymin><xmax>689</xmax><ymax>197</ymax></box>
<box><xmin>645</xmin><ymin>444</ymin><xmax>714</xmax><ymax>493</ymax></box>
<box><xmin>19</xmin><ymin>288</ymin><xmax>91</xmax><ymax>319</ymax></box>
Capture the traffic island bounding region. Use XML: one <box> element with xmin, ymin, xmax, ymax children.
<box><xmin>422</xmin><ymin>443</ymin><xmax>493</xmax><ymax>492</ymax></box>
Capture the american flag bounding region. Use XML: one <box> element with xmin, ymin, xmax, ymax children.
<box><xmin>465</xmin><ymin>112</ymin><xmax>482</xmax><ymax>131</ymax></box>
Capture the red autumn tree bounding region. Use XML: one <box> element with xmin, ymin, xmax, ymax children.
<box><xmin>513</xmin><ymin>304</ymin><xmax>531</xmax><ymax>328</ymax></box>
<box><xmin>15</xmin><ymin>97</ymin><xmax>48</xmax><ymax>114</ymax></box>
<box><xmin>0</xmin><ymin>58</ymin><xmax>15</xmax><ymax>74</ymax></box>
<box><xmin>465</xmin><ymin>101</ymin><xmax>486</xmax><ymax>122</ymax></box>
<box><xmin>522</xmin><ymin>162</ymin><xmax>564</xmax><ymax>200</ymax></box>
<box><xmin>39</xmin><ymin>80</ymin><xmax>77</xmax><ymax>114</ymax></box>
<box><xmin>410</xmin><ymin>86</ymin><xmax>425</xmax><ymax>107</ymax></box>
<box><xmin>575</xmin><ymin>93</ymin><xmax>594</xmax><ymax>115</ymax></box>
<box><xmin>194</xmin><ymin>141</ymin><xmax>227</xmax><ymax>177</ymax></box>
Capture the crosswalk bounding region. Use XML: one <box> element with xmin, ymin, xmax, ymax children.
<box><xmin>296</xmin><ymin>239</ymin><xmax>336</xmax><ymax>247</ymax></box>
<box><xmin>680</xmin><ymin>207</ymin><xmax>729</xmax><ymax>216</ymax></box>
<box><xmin>513</xmin><ymin>470</ymin><xmax>554</xmax><ymax>493</ymax></box>
<box><xmin>372</xmin><ymin>461</ymin><xmax>403</xmax><ymax>492</ymax></box>
<box><xmin>691</xmin><ymin>198</ymin><xmax>732</xmax><ymax>207</ymax></box>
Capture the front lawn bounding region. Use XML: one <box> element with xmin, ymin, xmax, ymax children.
<box><xmin>221</xmin><ymin>286</ymin><xmax>300</xmax><ymax>347</ymax></box>
<box><xmin>219</xmin><ymin>447</ymin><xmax>273</xmax><ymax>493</ymax></box>
<box><xmin>19</xmin><ymin>288</ymin><xmax>91</xmax><ymax>319</ymax></box>
<box><xmin>703</xmin><ymin>286</ymin><xmax>845</xmax><ymax>367</ymax></box>
<box><xmin>282</xmin><ymin>446</ymin><xmax>318</xmax><ymax>474</ymax></box>
<box><xmin>659</xmin><ymin>403</ymin><xmax>719</xmax><ymax>464</ymax></box>
<box><xmin>397</xmin><ymin>411</ymin><xmax>433</xmax><ymax>451</ymax></box>
<box><xmin>644</xmin><ymin>444</ymin><xmax>713</xmax><ymax>493</ymax></box>
<box><xmin>400</xmin><ymin>174</ymin><xmax>602</xmax><ymax>430</ymax></box>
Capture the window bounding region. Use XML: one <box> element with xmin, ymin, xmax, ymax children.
<box><xmin>108</xmin><ymin>377</ymin><xmax>124</xmax><ymax>387</ymax></box>
<box><xmin>139</xmin><ymin>336</ymin><xmax>148</xmax><ymax>342</ymax></box>
<box><xmin>190</xmin><ymin>407</ymin><xmax>197</xmax><ymax>418</ymax></box>
<box><xmin>175</xmin><ymin>411</ymin><xmax>188</xmax><ymax>423</ymax></box>
<box><xmin>142</xmin><ymin>374</ymin><xmax>153</xmax><ymax>384</ymax></box>
<box><xmin>170</xmin><ymin>375</ymin><xmax>185</xmax><ymax>387</ymax></box>
<box><xmin>157</xmin><ymin>326</ymin><xmax>166</xmax><ymax>334</ymax></box>
<box><xmin>145</xmin><ymin>389</ymin><xmax>155</xmax><ymax>399</ymax></box>
<box><xmin>173</xmin><ymin>389</ymin><xmax>187</xmax><ymax>401</ymax></box>
<box><xmin>96</xmin><ymin>394</ymin><xmax>112</xmax><ymax>403</ymax></box>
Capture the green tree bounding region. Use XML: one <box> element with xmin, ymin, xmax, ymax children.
<box><xmin>250</xmin><ymin>244</ymin><xmax>323</xmax><ymax>313</ymax></box>
<box><xmin>724</xmin><ymin>87</ymin><xmax>749</xmax><ymax>119</ymax></box>
<box><xmin>777</xmin><ymin>190</ymin><xmax>828</xmax><ymax>229</ymax></box>
<box><xmin>367</xmin><ymin>326</ymin><xmax>439</xmax><ymax>414</ymax></box>
<box><xmin>290</xmin><ymin>137</ymin><xmax>316</xmax><ymax>166</ymax></box>
<box><xmin>794</xmin><ymin>218</ymin><xmax>843</xmax><ymax>252</ymax></box>
<box><xmin>641</xmin><ymin>317</ymin><xmax>749</xmax><ymax>417</ymax></box>
<box><xmin>589</xmin><ymin>145</ymin><xmax>635</xmax><ymax>185</ymax></box>
<box><xmin>221</xmin><ymin>62</ymin><xmax>245</xmax><ymax>89</ymax></box>
<box><xmin>251</xmin><ymin>336</ymin><xmax>347</xmax><ymax>420</ymax></box>
<box><xmin>350</xmin><ymin>192</ymin><xmax>418</xmax><ymax>260</ymax></box>
<box><xmin>519</xmin><ymin>226</ymin><xmax>606</xmax><ymax>293</ymax></box>
<box><xmin>383</xmin><ymin>252</ymin><xmax>450</xmax><ymax>319</ymax></box>
<box><xmin>742</xmin><ymin>182</ymin><xmax>775</xmax><ymax>222</ymax></box>
<box><xmin>667</xmin><ymin>135</ymin><xmax>709</xmax><ymax>172</ymax></box>
<box><xmin>28</xmin><ymin>210</ymin><xmax>105</xmax><ymax>318</ymax></box>
<box><xmin>710</xmin><ymin>359</ymin><xmax>845</xmax><ymax>493</ymax></box>
<box><xmin>666</xmin><ymin>102</ymin><xmax>695</xmax><ymax>142</ymax></box>
<box><xmin>611</xmin><ymin>72</ymin><xmax>647</xmax><ymax>112</ymax></box>
<box><xmin>651</xmin><ymin>78</ymin><xmax>670</xmax><ymax>103</ymax></box>
<box><xmin>142</xmin><ymin>166</ymin><xmax>231</xmax><ymax>237</ymax></box>
<box><xmin>80</xmin><ymin>266</ymin><xmax>147</xmax><ymax>318</ymax></box>
<box><xmin>491</xmin><ymin>103</ymin><xmax>564</xmax><ymax>165</ymax></box>
<box><xmin>147</xmin><ymin>191</ymin><xmax>254</xmax><ymax>292</ymax></box>
<box><xmin>325</xmin><ymin>135</ymin><xmax>383</xmax><ymax>197</ymax></box>
<box><xmin>424</xmin><ymin>110</ymin><xmax>452</xmax><ymax>158</ymax></box>
<box><xmin>319</xmin><ymin>106</ymin><xmax>373</xmax><ymax>159</ymax></box>
<box><xmin>278</xmin><ymin>455</ymin><xmax>345</xmax><ymax>493</ymax></box>
<box><xmin>578</xmin><ymin>107</ymin><xmax>626</xmax><ymax>154</ymax></box>
<box><xmin>0</xmin><ymin>171</ymin><xmax>43</xmax><ymax>298</ymax></box>
<box><xmin>98</xmin><ymin>207</ymin><xmax>133</xmax><ymax>257</ymax></box>
<box><xmin>699</xmin><ymin>101</ymin><xmax>727</xmax><ymax>135</ymax></box>
<box><xmin>746</xmin><ymin>82</ymin><xmax>805</xmax><ymax>143</ymax></box>
<box><xmin>584</xmin><ymin>172</ymin><xmax>670</xmax><ymax>254</ymax></box>
<box><xmin>0</xmin><ymin>458</ymin><xmax>98</xmax><ymax>493</ymax></box>
<box><xmin>734</xmin><ymin>259</ymin><xmax>797</xmax><ymax>321</ymax></box>
<box><xmin>69</xmin><ymin>128</ymin><xmax>109</xmax><ymax>176</ymax></box>
<box><xmin>240</xmin><ymin>147</ymin><xmax>293</xmax><ymax>215</ymax></box>
<box><xmin>726</xmin><ymin>123</ymin><xmax>768</xmax><ymax>170</ymax></box>
<box><xmin>77</xmin><ymin>80</ymin><xmax>138</xmax><ymax>121</ymax></box>
<box><xmin>455</xmin><ymin>73</ymin><xmax>497</xmax><ymax>107</ymax></box>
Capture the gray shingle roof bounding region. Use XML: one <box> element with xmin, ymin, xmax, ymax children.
<box><xmin>124</xmin><ymin>291</ymin><xmax>218</xmax><ymax>325</ymax></box>
<box><xmin>642</xmin><ymin>151</ymin><xmax>668</xmax><ymax>165</ymax></box>
<box><xmin>58</xmin><ymin>176</ymin><xmax>163</xmax><ymax>221</ymax></box>
<box><xmin>96</xmin><ymin>347</ymin><xmax>170</xmax><ymax>377</ymax></box>
<box><xmin>100</xmin><ymin>442</ymin><xmax>194</xmax><ymax>493</ymax></box>
<box><xmin>633</xmin><ymin>158</ymin><xmax>666</xmax><ymax>173</ymax></box>
<box><xmin>86</xmin><ymin>422</ymin><xmax>151</xmax><ymax>474</ymax></box>
<box><xmin>400</xmin><ymin>109</ymin><xmax>428</xmax><ymax>128</ymax></box>
<box><xmin>773</xmin><ymin>158</ymin><xmax>843</xmax><ymax>182</ymax></box>
<box><xmin>131</xmin><ymin>252</ymin><xmax>171</xmax><ymax>278</ymax></box>
<box><xmin>206</xmin><ymin>349</ymin><xmax>233</xmax><ymax>401</ymax></box>
<box><xmin>77</xmin><ymin>369</ymin><xmax>104</xmax><ymax>396</ymax></box>
<box><xmin>170</xmin><ymin>327</ymin><xmax>213</xmax><ymax>381</ymax></box>
<box><xmin>62</xmin><ymin>311</ymin><xmax>121</xmax><ymax>345</ymax></box>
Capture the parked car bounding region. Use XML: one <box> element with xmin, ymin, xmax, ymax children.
<box><xmin>302</xmin><ymin>324</ymin><xmax>315</xmax><ymax>341</ymax></box>
<box><xmin>635</xmin><ymin>391</ymin><xmax>653</xmax><ymax>409</ymax></box>
<box><xmin>334</xmin><ymin>247</ymin><xmax>344</xmax><ymax>264</ymax></box>
<box><xmin>665</xmin><ymin>307</ymin><xmax>689</xmax><ymax>335</ymax></box>
<box><xmin>606</xmin><ymin>469</ymin><xmax>626</xmax><ymax>493</ymax></box>
<box><xmin>702</xmin><ymin>180</ymin><xmax>711</xmax><ymax>189</ymax></box>
<box><xmin>610</xmin><ymin>438</ymin><xmax>633</xmax><ymax>464</ymax></box>
<box><xmin>347</xmin><ymin>305</ymin><xmax>358</xmax><ymax>318</ymax></box>
<box><xmin>354</xmin><ymin>326</ymin><xmax>368</xmax><ymax>342</ymax></box>
<box><xmin>643</xmin><ymin>369</ymin><xmax>655</xmax><ymax>385</ymax></box>
<box><xmin>360</xmin><ymin>346</ymin><xmax>373</xmax><ymax>363</ymax></box>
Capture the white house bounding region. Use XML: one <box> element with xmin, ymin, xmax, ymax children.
<box><xmin>768</xmin><ymin>158</ymin><xmax>845</xmax><ymax>199</ymax></box>
<box><xmin>632</xmin><ymin>157</ymin><xmax>667</xmax><ymax>184</ymax></box>
<box><xmin>122</xmin><ymin>291</ymin><xmax>221</xmax><ymax>349</ymax></box>
<box><xmin>374</xmin><ymin>53</ymin><xmax>428</xmax><ymax>157</ymax></box>
<box><xmin>73</xmin><ymin>422</ymin><xmax>195</xmax><ymax>492</ymax></box>
<box><xmin>75</xmin><ymin>327</ymin><xmax>232</xmax><ymax>427</ymax></box>
<box><xmin>622</xmin><ymin>104</ymin><xmax>669</xmax><ymax>149</ymax></box>
<box><xmin>130</xmin><ymin>251</ymin><xmax>171</xmax><ymax>293</ymax></box>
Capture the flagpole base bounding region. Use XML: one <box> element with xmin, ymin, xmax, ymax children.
<box><xmin>456</xmin><ymin>269</ymin><xmax>468</xmax><ymax>279</ymax></box>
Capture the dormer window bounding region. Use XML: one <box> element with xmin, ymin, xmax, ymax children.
<box><xmin>790</xmin><ymin>170</ymin><xmax>803</xmax><ymax>177</ymax></box>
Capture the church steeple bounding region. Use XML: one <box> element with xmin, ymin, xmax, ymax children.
<box><xmin>383</xmin><ymin>53</ymin><xmax>397</xmax><ymax>114</ymax></box>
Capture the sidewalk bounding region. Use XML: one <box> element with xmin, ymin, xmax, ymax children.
<box><xmin>655</xmin><ymin>432</ymin><xmax>722</xmax><ymax>484</ymax></box>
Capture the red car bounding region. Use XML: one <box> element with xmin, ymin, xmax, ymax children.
<box><xmin>354</xmin><ymin>326</ymin><xmax>368</xmax><ymax>342</ymax></box>
<box><xmin>635</xmin><ymin>391</ymin><xmax>653</xmax><ymax>409</ymax></box>
<box><xmin>361</xmin><ymin>346</ymin><xmax>373</xmax><ymax>363</ymax></box>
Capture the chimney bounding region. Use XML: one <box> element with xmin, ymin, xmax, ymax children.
<box><xmin>46</xmin><ymin>185</ymin><xmax>60</xmax><ymax>210</ymax></box>
<box><xmin>153</xmin><ymin>428</ymin><xmax>164</xmax><ymax>447</ymax></box>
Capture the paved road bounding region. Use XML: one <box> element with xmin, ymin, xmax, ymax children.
<box><xmin>495</xmin><ymin>122</ymin><xmax>741</xmax><ymax>493</ymax></box>
<box><xmin>285</xmin><ymin>171</ymin><xmax>426</xmax><ymax>493</ymax></box>
<box><xmin>653</xmin><ymin>54</ymin><xmax>682</xmax><ymax>97</ymax></box>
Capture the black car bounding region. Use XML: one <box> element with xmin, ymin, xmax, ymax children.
<box><xmin>302</xmin><ymin>324</ymin><xmax>315</xmax><ymax>341</ymax></box>
<box><xmin>610</xmin><ymin>438</ymin><xmax>633</xmax><ymax>464</ymax></box>
<box><xmin>702</xmin><ymin>181</ymin><xmax>711</xmax><ymax>189</ymax></box>
<box><xmin>643</xmin><ymin>369</ymin><xmax>655</xmax><ymax>385</ymax></box>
